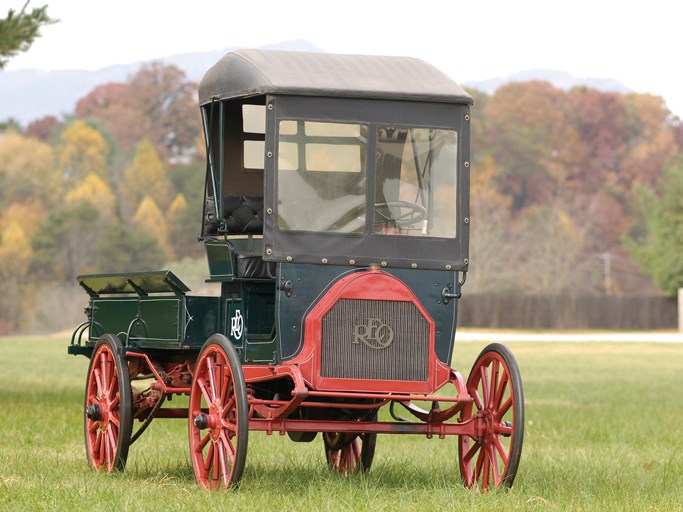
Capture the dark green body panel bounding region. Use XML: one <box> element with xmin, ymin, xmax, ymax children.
<box><xmin>276</xmin><ymin>263</ymin><xmax>458</xmax><ymax>364</ymax></box>
<box><xmin>76</xmin><ymin>262</ymin><xmax>457</xmax><ymax>368</ymax></box>
<box><xmin>88</xmin><ymin>295</ymin><xmax>220</xmax><ymax>350</ymax></box>
<box><xmin>221</xmin><ymin>282</ymin><xmax>278</xmax><ymax>364</ymax></box>
<box><xmin>76</xmin><ymin>264</ymin><xmax>278</xmax><ymax>365</ymax></box>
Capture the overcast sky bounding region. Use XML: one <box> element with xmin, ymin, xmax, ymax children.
<box><xmin>4</xmin><ymin>0</ymin><xmax>683</xmax><ymax>117</ymax></box>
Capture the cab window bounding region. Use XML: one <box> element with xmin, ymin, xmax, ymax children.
<box><xmin>277</xmin><ymin>121</ymin><xmax>367</xmax><ymax>233</ymax></box>
<box><xmin>375</xmin><ymin>127</ymin><xmax>457</xmax><ymax>238</ymax></box>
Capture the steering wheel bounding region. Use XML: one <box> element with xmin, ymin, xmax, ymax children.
<box><xmin>375</xmin><ymin>201</ymin><xmax>427</xmax><ymax>229</ymax></box>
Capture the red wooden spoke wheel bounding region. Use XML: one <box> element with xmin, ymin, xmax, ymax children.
<box><xmin>323</xmin><ymin>431</ymin><xmax>376</xmax><ymax>475</ymax></box>
<box><xmin>189</xmin><ymin>334</ymin><xmax>248</xmax><ymax>490</ymax></box>
<box><xmin>458</xmin><ymin>343</ymin><xmax>524</xmax><ymax>491</ymax></box>
<box><xmin>83</xmin><ymin>334</ymin><xmax>132</xmax><ymax>472</ymax></box>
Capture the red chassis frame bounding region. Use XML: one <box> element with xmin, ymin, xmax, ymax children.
<box><xmin>126</xmin><ymin>351</ymin><xmax>478</xmax><ymax>439</ymax></box>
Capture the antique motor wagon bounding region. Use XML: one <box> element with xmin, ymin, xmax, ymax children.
<box><xmin>69</xmin><ymin>49</ymin><xmax>524</xmax><ymax>491</ymax></box>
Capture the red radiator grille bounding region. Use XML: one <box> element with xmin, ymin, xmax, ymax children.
<box><xmin>320</xmin><ymin>298</ymin><xmax>429</xmax><ymax>381</ymax></box>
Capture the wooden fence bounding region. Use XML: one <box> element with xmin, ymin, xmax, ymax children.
<box><xmin>457</xmin><ymin>294</ymin><xmax>678</xmax><ymax>330</ymax></box>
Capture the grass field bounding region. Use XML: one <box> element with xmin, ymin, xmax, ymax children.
<box><xmin>1</xmin><ymin>335</ymin><xmax>683</xmax><ymax>511</ymax></box>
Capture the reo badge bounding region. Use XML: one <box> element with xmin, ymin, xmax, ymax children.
<box><xmin>352</xmin><ymin>317</ymin><xmax>394</xmax><ymax>349</ymax></box>
<box><xmin>230</xmin><ymin>309</ymin><xmax>244</xmax><ymax>340</ymax></box>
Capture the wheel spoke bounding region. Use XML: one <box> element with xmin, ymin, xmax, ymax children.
<box><xmin>222</xmin><ymin>395</ymin><xmax>236</xmax><ymax>419</ymax></box>
<box><xmin>497</xmin><ymin>420</ymin><xmax>513</xmax><ymax>437</ymax></box>
<box><xmin>204</xmin><ymin>442</ymin><xmax>214</xmax><ymax>472</ymax></box>
<box><xmin>497</xmin><ymin>395</ymin><xmax>513</xmax><ymax>419</ymax></box>
<box><xmin>475</xmin><ymin>443</ymin><xmax>485</xmax><ymax>485</ymax></box>
<box><xmin>221</xmin><ymin>419</ymin><xmax>237</xmax><ymax>433</ymax></box>
<box><xmin>195</xmin><ymin>376</ymin><xmax>213</xmax><ymax>405</ymax></box>
<box><xmin>94</xmin><ymin>368</ymin><xmax>104</xmax><ymax>398</ymax></box>
<box><xmin>488</xmin><ymin>443</ymin><xmax>500</xmax><ymax>485</ymax></box>
<box><xmin>197</xmin><ymin>377</ymin><xmax>213</xmax><ymax>406</ymax></box>
<box><xmin>471</xmin><ymin>388</ymin><xmax>484</xmax><ymax>411</ymax></box>
<box><xmin>488</xmin><ymin>359</ymin><xmax>500</xmax><ymax>409</ymax></box>
<box><xmin>482</xmin><ymin>446</ymin><xmax>491</xmax><ymax>490</ymax></box>
<box><xmin>93</xmin><ymin>430</ymin><xmax>103</xmax><ymax>457</ymax></box>
<box><xmin>197</xmin><ymin>432</ymin><xmax>211</xmax><ymax>451</ymax></box>
<box><xmin>106</xmin><ymin>368</ymin><xmax>117</xmax><ymax>399</ymax></box>
<box><xmin>99</xmin><ymin>352</ymin><xmax>109</xmax><ymax>396</ymax></box>
<box><xmin>107</xmin><ymin>428</ymin><xmax>118</xmax><ymax>464</ymax></box>
<box><xmin>479</xmin><ymin>366</ymin><xmax>490</xmax><ymax>408</ymax></box>
<box><xmin>493</xmin><ymin>435</ymin><xmax>510</xmax><ymax>465</ymax></box>
<box><xmin>212</xmin><ymin>441</ymin><xmax>220</xmax><ymax>482</ymax></box>
<box><xmin>463</xmin><ymin>437</ymin><xmax>481</xmax><ymax>464</ymax></box>
<box><xmin>495</xmin><ymin>373</ymin><xmax>509</xmax><ymax>411</ymax></box>
<box><xmin>104</xmin><ymin>429</ymin><xmax>113</xmax><ymax>468</ymax></box>
<box><xmin>218</xmin><ymin>441</ymin><xmax>230</xmax><ymax>487</ymax></box>
<box><xmin>221</xmin><ymin>370</ymin><xmax>232</xmax><ymax>406</ymax></box>
<box><xmin>220</xmin><ymin>430</ymin><xmax>236</xmax><ymax>460</ymax></box>
<box><xmin>206</xmin><ymin>357</ymin><xmax>218</xmax><ymax>402</ymax></box>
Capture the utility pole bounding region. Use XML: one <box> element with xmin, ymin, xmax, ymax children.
<box><xmin>599</xmin><ymin>252</ymin><xmax>612</xmax><ymax>295</ymax></box>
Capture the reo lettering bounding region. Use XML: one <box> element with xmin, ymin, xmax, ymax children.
<box><xmin>352</xmin><ymin>317</ymin><xmax>394</xmax><ymax>349</ymax></box>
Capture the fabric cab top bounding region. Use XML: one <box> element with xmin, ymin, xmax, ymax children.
<box><xmin>198</xmin><ymin>49</ymin><xmax>473</xmax><ymax>106</ymax></box>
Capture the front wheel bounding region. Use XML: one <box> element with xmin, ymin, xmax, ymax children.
<box><xmin>458</xmin><ymin>343</ymin><xmax>524</xmax><ymax>490</ymax></box>
<box><xmin>189</xmin><ymin>334</ymin><xmax>249</xmax><ymax>490</ymax></box>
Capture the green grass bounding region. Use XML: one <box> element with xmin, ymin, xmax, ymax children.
<box><xmin>1</xmin><ymin>336</ymin><xmax>683</xmax><ymax>511</ymax></box>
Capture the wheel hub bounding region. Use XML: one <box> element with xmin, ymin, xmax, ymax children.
<box><xmin>85</xmin><ymin>403</ymin><xmax>101</xmax><ymax>421</ymax></box>
<box><xmin>194</xmin><ymin>413</ymin><xmax>209</xmax><ymax>429</ymax></box>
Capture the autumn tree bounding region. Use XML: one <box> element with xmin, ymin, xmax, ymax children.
<box><xmin>511</xmin><ymin>206</ymin><xmax>597</xmax><ymax>294</ymax></box>
<box><xmin>59</xmin><ymin>120</ymin><xmax>109</xmax><ymax>184</ymax></box>
<box><xmin>0</xmin><ymin>199</ymin><xmax>44</xmax><ymax>238</ymax></box>
<box><xmin>95</xmin><ymin>223</ymin><xmax>165</xmax><ymax>273</ymax></box>
<box><xmin>484</xmin><ymin>81</ymin><xmax>583</xmax><ymax>211</ymax></box>
<box><xmin>76</xmin><ymin>64</ymin><xmax>200</xmax><ymax>160</ymax></box>
<box><xmin>467</xmin><ymin>155</ymin><xmax>516</xmax><ymax>293</ymax></box>
<box><xmin>625</xmin><ymin>154</ymin><xmax>683</xmax><ymax>296</ymax></box>
<box><xmin>26</xmin><ymin>115</ymin><xmax>59</xmax><ymax>141</ymax></box>
<box><xmin>0</xmin><ymin>1</ymin><xmax>56</xmax><ymax>68</ymax></box>
<box><xmin>31</xmin><ymin>202</ymin><xmax>103</xmax><ymax>281</ymax></box>
<box><xmin>0</xmin><ymin>129</ymin><xmax>62</xmax><ymax>207</ymax></box>
<box><xmin>167</xmin><ymin>193</ymin><xmax>201</xmax><ymax>259</ymax></box>
<box><xmin>65</xmin><ymin>172</ymin><xmax>117</xmax><ymax>219</ymax></box>
<box><xmin>128</xmin><ymin>62</ymin><xmax>200</xmax><ymax>159</ymax></box>
<box><xmin>0</xmin><ymin>222</ymin><xmax>33</xmax><ymax>332</ymax></box>
<box><xmin>0</xmin><ymin>117</ymin><xmax>23</xmax><ymax>132</ymax></box>
<box><xmin>564</xmin><ymin>88</ymin><xmax>632</xmax><ymax>193</ymax></box>
<box><xmin>132</xmin><ymin>195</ymin><xmax>173</xmax><ymax>260</ymax></box>
<box><xmin>620</xmin><ymin>93</ymin><xmax>677</xmax><ymax>191</ymax></box>
<box><xmin>121</xmin><ymin>138</ymin><xmax>173</xmax><ymax>214</ymax></box>
<box><xmin>76</xmin><ymin>82</ymin><xmax>151</xmax><ymax>150</ymax></box>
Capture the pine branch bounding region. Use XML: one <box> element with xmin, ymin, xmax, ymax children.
<box><xmin>0</xmin><ymin>1</ymin><xmax>58</xmax><ymax>68</ymax></box>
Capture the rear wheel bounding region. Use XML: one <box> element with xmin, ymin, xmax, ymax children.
<box><xmin>189</xmin><ymin>334</ymin><xmax>249</xmax><ymax>490</ymax></box>
<box><xmin>83</xmin><ymin>334</ymin><xmax>132</xmax><ymax>472</ymax></box>
<box><xmin>458</xmin><ymin>343</ymin><xmax>524</xmax><ymax>490</ymax></box>
<box><xmin>323</xmin><ymin>431</ymin><xmax>376</xmax><ymax>475</ymax></box>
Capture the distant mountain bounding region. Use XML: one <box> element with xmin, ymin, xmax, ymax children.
<box><xmin>464</xmin><ymin>69</ymin><xmax>631</xmax><ymax>95</ymax></box>
<box><xmin>1</xmin><ymin>43</ymin><xmax>631</xmax><ymax>126</ymax></box>
<box><xmin>0</xmin><ymin>39</ymin><xmax>324</xmax><ymax>126</ymax></box>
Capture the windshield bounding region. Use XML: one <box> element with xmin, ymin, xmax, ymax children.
<box><xmin>375</xmin><ymin>127</ymin><xmax>457</xmax><ymax>237</ymax></box>
<box><xmin>276</xmin><ymin>122</ymin><xmax>457</xmax><ymax>238</ymax></box>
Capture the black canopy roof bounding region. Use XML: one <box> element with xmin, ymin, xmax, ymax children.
<box><xmin>198</xmin><ymin>49</ymin><xmax>473</xmax><ymax>106</ymax></box>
